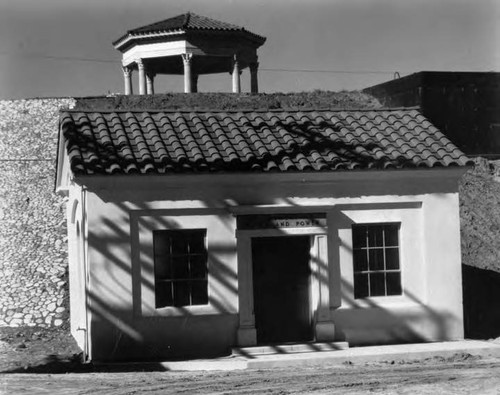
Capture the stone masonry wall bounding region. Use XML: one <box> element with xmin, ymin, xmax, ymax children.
<box><xmin>0</xmin><ymin>98</ymin><xmax>75</xmax><ymax>327</ymax></box>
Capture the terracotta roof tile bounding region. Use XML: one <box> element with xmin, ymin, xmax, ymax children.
<box><xmin>59</xmin><ymin>108</ymin><xmax>472</xmax><ymax>176</ymax></box>
<box><xmin>113</xmin><ymin>12</ymin><xmax>266</xmax><ymax>47</ymax></box>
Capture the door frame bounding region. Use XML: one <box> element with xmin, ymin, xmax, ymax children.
<box><xmin>236</xmin><ymin>225</ymin><xmax>335</xmax><ymax>346</ymax></box>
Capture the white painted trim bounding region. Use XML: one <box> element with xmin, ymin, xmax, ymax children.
<box><xmin>122</xmin><ymin>41</ymin><xmax>189</xmax><ymax>67</ymax></box>
<box><xmin>114</xmin><ymin>30</ymin><xmax>186</xmax><ymax>50</ymax></box>
<box><xmin>236</xmin><ymin>227</ymin><xmax>327</xmax><ymax>238</ymax></box>
<box><xmin>134</xmin><ymin>210</ymin><xmax>237</xmax><ymax>318</ymax></box>
<box><xmin>55</xmin><ymin>126</ymin><xmax>70</xmax><ymax>196</ymax></box>
<box><xmin>230</xmin><ymin>201</ymin><xmax>422</xmax><ymax>215</ymax></box>
<box><xmin>70</xmin><ymin>199</ymin><xmax>79</xmax><ymax>225</ymax></box>
<box><xmin>75</xmin><ymin>167</ymin><xmax>469</xmax><ymax>190</ymax></box>
<box><xmin>311</xmin><ymin>234</ymin><xmax>336</xmax><ymax>341</ymax></box>
<box><xmin>55</xmin><ymin>186</ymin><xmax>69</xmax><ymax>197</ymax></box>
<box><xmin>235</xmin><ymin>220</ymin><xmax>330</xmax><ymax>346</ymax></box>
<box><xmin>81</xmin><ymin>188</ymin><xmax>91</xmax><ymax>362</ymax></box>
<box><xmin>334</xmin><ymin>203</ymin><xmax>426</xmax><ymax>311</ymax></box>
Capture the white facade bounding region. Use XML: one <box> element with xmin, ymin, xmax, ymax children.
<box><xmin>62</xmin><ymin>169</ymin><xmax>466</xmax><ymax>362</ymax></box>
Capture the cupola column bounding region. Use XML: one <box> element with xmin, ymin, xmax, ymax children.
<box><xmin>249</xmin><ymin>61</ymin><xmax>259</xmax><ymax>94</ymax></box>
<box><xmin>232</xmin><ymin>56</ymin><xmax>241</xmax><ymax>93</ymax></box>
<box><xmin>182</xmin><ymin>53</ymin><xmax>193</xmax><ymax>93</ymax></box>
<box><xmin>137</xmin><ymin>59</ymin><xmax>146</xmax><ymax>95</ymax></box>
<box><xmin>122</xmin><ymin>67</ymin><xmax>133</xmax><ymax>95</ymax></box>
<box><xmin>146</xmin><ymin>71</ymin><xmax>155</xmax><ymax>95</ymax></box>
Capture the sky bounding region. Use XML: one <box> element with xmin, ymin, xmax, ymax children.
<box><xmin>0</xmin><ymin>0</ymin><xmax>499</xmax><ymax>99</ymax></box>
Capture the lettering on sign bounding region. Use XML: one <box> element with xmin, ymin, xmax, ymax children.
<box><xmin>237</xmin><ymin>214</ymin><xmax>327</xmax><ymax>230</ymax></box>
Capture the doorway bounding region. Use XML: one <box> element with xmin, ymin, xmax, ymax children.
<box><xmin>252</xmin><ymin>236</ymin><xmax>313</xmax><ymax>344</ymax></box>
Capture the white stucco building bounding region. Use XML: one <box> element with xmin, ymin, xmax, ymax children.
<box><xmin>55</xmin><ymin>105</ymin><xmax>471</xmax><ymax>362</ymax></box>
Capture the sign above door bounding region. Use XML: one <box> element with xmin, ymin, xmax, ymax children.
<box><xmin>237</xmin><ymin>214</ymin><xmax>327</xmax><ymax>230</ymax></box>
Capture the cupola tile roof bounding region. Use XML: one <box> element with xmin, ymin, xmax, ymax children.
<box><xmin>113</xmin><ymin>12</ymin><xmax>266</xmax><ymax>47</ymax></box>
<box><xmin>59</xmin><ymin>108</ymin><xmax>472</xmax><ymax>176</ymax></box>
<box><xmin>114</xmin><ymin>12</ymin><xmax>266</xmax><ymax>95</ymax></box>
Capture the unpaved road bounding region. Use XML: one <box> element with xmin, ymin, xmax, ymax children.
<box><xmin>2</xmin><ymin>358</ymin><xmax>500</xmax><ymax>395</ymax></box>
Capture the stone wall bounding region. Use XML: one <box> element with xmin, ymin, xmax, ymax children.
<box><xmin>0</xmin><ymin>94</ymin><xmax>499</xmax><ymax>333</ymax></box>
<box><xmin>0</xmin><ymin>98</ymin><xmax>75</xmax><ymax>327</ymax></box>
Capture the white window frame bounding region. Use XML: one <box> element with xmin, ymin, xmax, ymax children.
<box><xmin>334</xmin><ymin>204</ymin><xmax>425</xmax><ymax>309</ymax></box>
<box><xmin>135</xmin><ymin>210</ymin><xmax>237</xmax><ymax>317</ymax></box>
<box><xmin>153</xmin><ymin>228</ymin><xmax>209</xmax><ymax>308</ymax></box>
<box><xmin>351</xmin><ymin>222</ymin><xmax>402</xmax><ymax>299</ymax></box>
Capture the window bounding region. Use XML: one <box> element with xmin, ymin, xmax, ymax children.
<box><xmin>153</xmin><ymin>229</ymin><xmax>208</xmax><ymax>308</ymax></box>
<box><xmin>352</xmin><ymin>223</ymin><xmax>402</xmax><ymax>298</ymax></box>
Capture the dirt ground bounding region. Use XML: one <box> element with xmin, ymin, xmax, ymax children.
<box><xmin>2</xmin><ymin>327</ymin><xmax>500</xmax><ymax>394</ymax></box>
<box><xmin>0</xmin><ymin>326</ymin><xmax>85</xmax><ymax>374</ymax></box>
<box><xmin>2</xmin><ymin>160</ymin><xmax>500</xmax><ymax>393</ymax></box>
<box><xmin>1</xmin><ymin>354</ymin><xmax>500</xmax><ymax>394</ymax></box>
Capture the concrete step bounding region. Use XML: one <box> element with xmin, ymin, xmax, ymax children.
<box><xmin>232</xmin><ymin>342</ymin><xmax>349</xmax><ymax>357</ymax></box>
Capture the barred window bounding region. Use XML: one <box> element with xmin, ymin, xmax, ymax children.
<box><xmin>352</xmin><ymin>223</ymin><xmax>402</xmax><ymax>299</ymax></box>
<box><xmin>153</xmin><ymin>229</ymin><xmax>208</xmax><ymax>308</ymax></box>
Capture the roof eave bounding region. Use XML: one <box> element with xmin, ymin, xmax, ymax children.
<box><xmin>70</xmin><ymin>167</ymin><xmax>472</xmax><ymax>188</ymax></box>
<box><xmin>113</xmin><ymin>28</ymin><xmax>266</xmax><ymax>51</ymax></box>
<box><xmin>113</xmin><ymin>29</ymin><xmax>187</xmax><ymax>50</ymax></box>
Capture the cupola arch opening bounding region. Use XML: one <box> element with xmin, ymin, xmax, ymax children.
<box><xmin>113</xmin><ymin>12</ymin><xmax>266</xmax><ymax>94</ymax></box>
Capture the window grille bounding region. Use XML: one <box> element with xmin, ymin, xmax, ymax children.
<box><xmin>352</xmin><ymin>223</ymin><xmax>402</xmax><ymax>298</ymax></box>
<box><xmin>153</xmin><ymin>229</ymin><xmax>208</xmax><ymax>308</ymax></box>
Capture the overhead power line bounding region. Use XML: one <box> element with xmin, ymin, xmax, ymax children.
<box><xmin>260</xmin><ymin>68</ymin><xmax>394</xmax><ymax>75</ymax></box>
<box><xmin>0</xmin><ymin>51</ymin><xmax>117</xmax><ymax>64</ymax></box>
<box><xmin>0</xmin><ymin>51</ymin><xmax>400</xmax><ymax>75</ymax></box>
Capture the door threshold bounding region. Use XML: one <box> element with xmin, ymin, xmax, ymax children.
<box><xmin>232</xmin><ymin>341</ymin><xmax>349</xmax><ymax>357</ymax></box>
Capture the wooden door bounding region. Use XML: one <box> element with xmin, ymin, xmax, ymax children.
<box><xmin>252</xmin><ymin>236</ymin><xmax>312</xmax><ymax>344</ymax></box>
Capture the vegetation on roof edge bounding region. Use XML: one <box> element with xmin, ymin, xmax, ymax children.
<box><xmin>73</xmin><ymin>91</ymin><xmax>382</xmax><ymax>112</ymax></box>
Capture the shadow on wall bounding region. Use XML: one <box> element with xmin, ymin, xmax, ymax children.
<box><xmin>59</xmin><ymin>106</ymin><xmax>466</xmax><ymax>362</ymax></box>
<box><xmin>236</xmin><ymin>235</ymin><xmax>448</xmax><ymax>358</ymax></box>
<box><xmin>462</xmin><ymin>264</ymin><xmax>500</xmax><ymax>340</ymax></box>
<box><xmin>85</xmin><ymin>201</ymin><xmax>240</xmax><ymax>363</ymax></box>
<box><xmin>81</xmin><ymin>198</ymin><xmax>460</xmax><ymax>362</ymax></box>
<box><xmin>8</xmin><ymin>204</ymin><xmax>459</xmax><ymax>369</ymax></box>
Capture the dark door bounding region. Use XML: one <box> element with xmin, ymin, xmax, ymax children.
<box><xmin>252</xmin><ymin>236</ymin><xmax>312</xmax><ymax>344</ymax></box>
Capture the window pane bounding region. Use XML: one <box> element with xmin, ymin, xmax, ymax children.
<box><xmin>190</xmin><ymin>255</ymin><xmax>207</xmax><ymax>278</ymax></box>
<box><xmin>352</xmin><ymin>223</ymin><xmax>402</xmax><ymax>299</ymax></box>
<box><xmin>386</xmin><ymin>272</ymin><xmax>402</xmax><ymax>295</ymax></box>
<box><xmin>353</xmin><ymin>249</ymin><xmax>368</xmax><ymax>272</ymax></box>
<box><xmin>155</xmin><ymin>256</ymin><xmax>172</xmax><ymax>279</ymax></box>
<box><xmin>385</xmin><ymin>248</ymin><xmax>400</xmax><ymax>270</ymax></box>
<box><xmin>370</xmin><ymin>272</ymin><xmax>385</xmax><ymax>296</ymax></box>
<box><xmin>189</xmin><ymin>233</ymin><xmax>206</xmax><ymax>253</ymax></box>
<box><xmin>384</xmin><ymin>225</ymin><xmax>399</xmax><ymax>247</ymax></box>
<box><xmin>155</xmin><ymin>281</ymin><xmax>173</xmax><ymax>308</ymax></box>
<box><xmin>172</xmin><ymin>256</ymin><xmax>189</xmax><ymax>279</ymax></box>
<box><xmin>173</xmin><ymin>282</ymin><xmax>190</xmax><ymax>307</ymax></box>
<box><xmin>352</xmin><ymin>226</ymin><xmax>367</xmax><ymax>248</ymax></box>
<box><xmin>191</xmin><ymin>280</ymin><xmax>208</xmax><ymax>305</ymax></box>
<box><xmin>171</xmin><ymin>235</ymin><xmax>189</xmax><ymax>255</ymax></box>
<box><xmin>154</xmin><ymin>233</ymin><xmax>171</xmax><ymax>257</ymax></box>
<box><xmin>368</xmin><ymin>248</ymin><xmax>384</xmax><ymax>271</ymax></box>
<box><xmin>367</xmin><ymin>225</ymin><xmax>384</xmax><ymax>247</ymax></box>
<box><xmin>354</xmin><ymin>273</ymin><xmax>369</xmax><ymax>299</ymax></box>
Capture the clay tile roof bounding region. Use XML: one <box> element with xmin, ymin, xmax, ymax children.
<box><xmin>113</xmin><ymin>12</ymin><xmax>266</xmax><ymax>46</ymax></box>
<box><xmin>59</xmin><ymin>108</ymin><xmax>472</xmax><ymax>176</ymax></box>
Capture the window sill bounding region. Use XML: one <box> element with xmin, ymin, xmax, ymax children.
<box><xmin>337</xmin><ymin>294</ymin><xmax>425</xmax><ymax>310</ymax></box>
<box><xmin>140</xmin><ymin>303</ymin><xmax>235</xmax><ymax>318</ymax></box>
